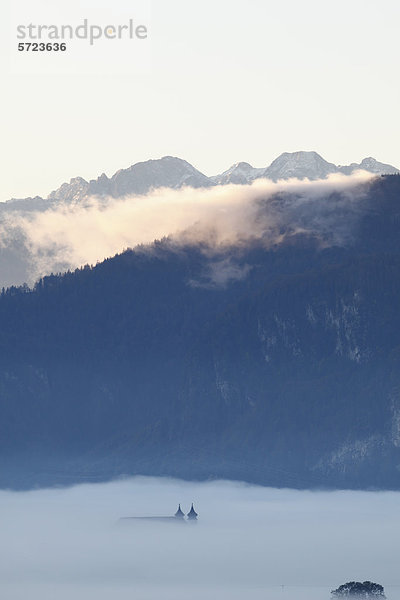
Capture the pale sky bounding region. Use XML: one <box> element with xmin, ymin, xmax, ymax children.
<box><xmin>1</xmin><ymin>0</ymin><xmax>400</xmax><ymax>201</ymax></box>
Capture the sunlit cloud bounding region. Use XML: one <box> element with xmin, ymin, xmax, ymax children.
<box><xmin>0</xmin><ymin>171</ymin><xmax>375</xmax><ymax>286</ymax></box>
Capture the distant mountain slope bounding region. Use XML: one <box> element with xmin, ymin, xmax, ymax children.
<box><xmin>211</xmin><ymin>162</ymin><xmax>265</xmax><ymax>185</ymax></box>
<box><xmin>47</xmin><ymin>156</ymin><xmax>214</xmax><ymax>203</ymax></box>
<box><xmin>4</xmin><ymin>152</ymin><xmax>399</xmax><ymax>210</ymax></box>
<box><xmin>1</xmin><ymin>175</ymin><xmax>400</xmax><ymax>490</ymax></box>
<box><xmin>213</xmin><ymin>152</ymin><xmax>400</xmax><ymax>184</ymax></box>
<box><xmin>338</xmin><ymin>157</ymin><xmax>400</xmax><ymax>176</ymax></box>
<box><xmin>263</xmin><ymin>151</ymin><xmax>338</xmax><ymax>181</ymax></box>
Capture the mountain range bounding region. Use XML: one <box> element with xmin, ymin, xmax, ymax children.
<box><xmin>1</xmin><ymin>173</ymin><xmax>400</xmax><ymax>490</ymax></box>
<box><xmin>1</xmin><ymin>151</ymin><xmax>398</xmax><ymax>291</ymax></box>
<box><xmin>4</xmin><ymin>151</ymin><xmax>399</xmax><ymax>210</ymax></box>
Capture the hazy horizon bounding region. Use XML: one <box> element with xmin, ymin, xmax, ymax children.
<box><xmin>2</xmin><ymin>476</ymin><xmax>400</xmax><ymax>599</ymax></box>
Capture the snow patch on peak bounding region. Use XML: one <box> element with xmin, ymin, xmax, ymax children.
<box><xmin>262</xmin><ymin>151</ymin><xmax>338</xmax><ymax>181</ymax></box>
<box><xmin>358</xmin><ymin>157</ymin><xmax>399</xmax><ymax>174</ymax></box>
<box><xmin>211</xmin><ymin>161</ymin><xmax>264</xmax><ymax>185</ymax></box>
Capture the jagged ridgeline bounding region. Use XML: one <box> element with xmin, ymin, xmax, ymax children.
<box><xmin>1</xmin><ymin>175</ymin><xmax>400</xmax><ymax>490</ymax></box>
<box><xmin>1</xmin><ymin>151</ymin><xmax>398</xmax><ymax>290</ymax></box>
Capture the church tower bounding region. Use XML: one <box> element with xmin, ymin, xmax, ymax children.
<box><xmin>174</xmin><ymin>504</ymin><xmax>185</xmax><ymax>519</ymax></box>
<box><xmin>187</xmin><ymin>503</ymin><xmax>198</xmax><ymax>520</ymax></box>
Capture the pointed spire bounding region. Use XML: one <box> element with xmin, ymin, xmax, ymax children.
<box><xmin>174</xmin><ymin>504</ymin><xmax>184</xmax><ymax>518</ymax></box>
<box><xmin>187</xmin><ymin>503</ymin><xmax>198</xmax><ymax>520</ymax></box>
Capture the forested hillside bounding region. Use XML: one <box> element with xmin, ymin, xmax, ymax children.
<box><xmin>1</xmin><ymin>175</ymin><xmax>400</xmax><ymax>489</ymax></box>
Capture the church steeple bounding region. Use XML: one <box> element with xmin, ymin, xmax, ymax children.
<box><xmin>174</xmin><ymin>504</ymin><xmax>185</xmax><ymax>518</ymax></box>
<box><xmin>187</xmin><ymin>503</ymin><xmax>198</xmax><ymax>520</ymax></box>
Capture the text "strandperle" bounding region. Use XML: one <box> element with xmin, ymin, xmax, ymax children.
<box><xmin>17</xmin><ymin>19</ymin><xmax>148</xmax><ymax>46</ymax></box>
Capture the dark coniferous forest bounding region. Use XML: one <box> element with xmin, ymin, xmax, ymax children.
<box><xmin>1</xmin><ymin>175</ymin><xmax>400</xmax><ymax>489</ymax></box>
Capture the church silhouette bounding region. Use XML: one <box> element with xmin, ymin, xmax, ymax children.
<box><xmin>121</xmin><ymin>504</ymin><xmax>198</xmax><ymax>523</ymax></box>
<box><xmin>175</xmin><ymin>503</ymin><xmax>198</xmax><ymax>520</ymax></box>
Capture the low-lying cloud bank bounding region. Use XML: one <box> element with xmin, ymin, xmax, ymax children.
<box><xmin>0</xmin><ymin>171</ymin><xmax>374</xmax><ymax>287</ymax></box>
<box><xmin>0</xmin><ymin>476</ymin><xmax>399</xmax><ymax>600</ymax></box>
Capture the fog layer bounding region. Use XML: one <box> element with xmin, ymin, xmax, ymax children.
<box><xmin>1</xmin><ymin>477</ymin><xmax>399</xmax><ymax>599</ymax></box>
<box><xmin>0</xmin><ymin>172</ymin><xmax>373</xmax><ymax>286</ymax></box>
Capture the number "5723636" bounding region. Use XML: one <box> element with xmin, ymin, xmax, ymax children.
<box><xmin>18</xmin><ymin>42</ymin><xmax>67</xmax><ymax>51</ymax></box>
